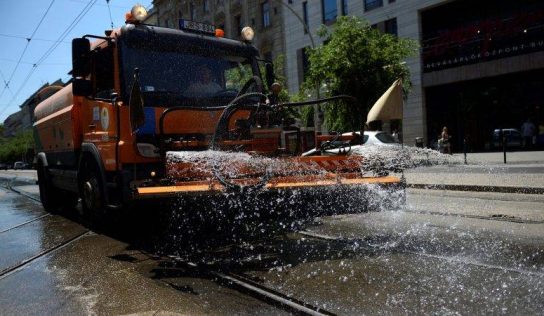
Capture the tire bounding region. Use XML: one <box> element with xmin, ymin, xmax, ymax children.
<box><xmin>79</xmin><ymin>158</ymin><xmax>108</xmax><ymax>226</ymax></box>
<box><xmin>37</xmin><ymin>162</ymin><xmax>79</xmax><ymax>213</ymax></box>
<box><xmin>37</xmin><ymin>162</ymin><xmax>60</xmax><ymax>213</ymax></box>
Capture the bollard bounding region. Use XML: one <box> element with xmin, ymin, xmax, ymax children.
<box><xmin>463</xmin><ymin>138</ymin><xmax>467</xmax><ymax>164</ymax></box>
<box><xmin>502</xmin><ymin>129</ymin><xmax>507</xmax><ymax>164</ymax></box>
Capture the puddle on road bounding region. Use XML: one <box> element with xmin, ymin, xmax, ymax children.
<box><xmin>0</xmin><ymin>187</ymin><xmax>46</xmax><ymax>232</ymax></box>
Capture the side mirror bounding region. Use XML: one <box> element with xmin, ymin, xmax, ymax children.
<box><xmin>129</xmin><ymin>68</ymin><xmax>145</xmax><ymax>133</ymax></box>
<box><xmin>72</xmin><ymin>78</ymin><xmax>92</xmax><ymax>96</ymax></box>
<box><xmin>265</xmin><ymin>62</ymin><xmax>275</xmax><ymax>90</ymax></box>
<box><xmin>72</xmin><ymin>38</ymin><xmax>91</xmax><ymax>77</ymax></box>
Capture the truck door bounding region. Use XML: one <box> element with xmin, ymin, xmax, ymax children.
<box><xmin>83</xmin><ymin>43</ymin><xmax>118</xmax><ymax>171</ymax></box>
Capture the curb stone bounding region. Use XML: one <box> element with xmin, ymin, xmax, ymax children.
<box><xmin>408</xmin><ymin>183</ymin><xmax>544</xmax><ymax>195</ymax></box>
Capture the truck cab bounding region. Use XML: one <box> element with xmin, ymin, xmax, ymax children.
<box><xmin>34</xmin><ymin>6</ymin><xmax>267</xmax><ymax>216</ymax></box>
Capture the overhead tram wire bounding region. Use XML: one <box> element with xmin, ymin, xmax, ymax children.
<box><xmin>0</xmin><ymin>57</ymin><xmax>67</xmax><ymax>66</ymax></box>
<box><xmin>35</xmin><ymin>0</ymin><xmax>98</xmax><ymax>67</ymax></box>
<box><xmin>106</xmin><ymin>0</ymin><xmax>114</xmax><ymax>29</ymax></box>
<box><xmin>0</xmin><ymin>69</ymin><xmax>14</xmax><ymax>97</ymax></box>
<box><xmin>0</xmin><ymin>33</ymin><xmax>71</xmax><ymax>44</ymax></box>
<box><xmin>0</xmin><ymin>0</ymin><xmax>98</xmax><ymax>117</ymax></box>
<box><xmin>0</xmin><ymin>0</ymin><xmax>56</xmax><ymax>100</ymax></box>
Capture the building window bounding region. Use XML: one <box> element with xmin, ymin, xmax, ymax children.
<box><xmin>321</xmin><ymin>0</ymin><xmax>337</xmax><ymax>24</ymax></box>
<box><xmin>262</xmin><ymin>1</ymin><xmax>271</xmax><ymax>28</ymax></box>
<box><xmin>389</xmin><ymin>0</ymin><xmax>395</xmax><ymax>2</ymax></box>
<box><xmin>341</xmin><ymin>0</ymin><xmax>348</xmax><ymax>15</ymax></box>
<box><xmin>235</xmin><ymin>15</ymin><xmax>242</xmax><ymax>34</ymax></box>
<box><xmin>297</xmin><ymin>47</ymin><xmax>310</xmax><ymax>85</ymax></box>
<box><xmin>302</xmin><ymin>1</ymin><xmax>308</xmax><ymax>33</ymax></box>
<box><xmin>384</xmin><ymin>18</ymin><xmax>397</xmax><ymax>36</ymax></box>
<box><xmin>364</xmin><ymin>0</ymin><xmax>383</xmax><ymax>11</ymax></box>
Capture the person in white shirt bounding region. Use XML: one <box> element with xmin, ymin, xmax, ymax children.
<box><xmin>184</xmin><ymin>64</ymin><xmax>222</xmax><ymax>97</ymax></box>
<box><xmin>521</xmin><ymin>118</ymin><xmax>536</xmax><ymax>149</ymax></box>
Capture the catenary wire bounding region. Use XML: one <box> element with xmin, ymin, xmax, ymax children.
<box><xmin>106</xmin><ymin>0</ymin><xmax>115</xmax><ymax>29</ymax></box>
<box><xmin>0</xmin><ymin>0</ymin><xmax>97</xmax><ymax>117</ymax></box>
<box><xmin>0</xmin><ymin>0</ymin><xmax>56</xmax><ymax>100</ymax></box>
<box><xmin>0</xmin><ymin>33</ymin><xmax>70</xmax><ymax>43</ymax></box>
<box><xmin>0</xmin><ymin>69</ymin><xmax>14</xmax><ymax>97</ymax></box>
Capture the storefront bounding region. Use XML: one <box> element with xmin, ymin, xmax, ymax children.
<box><xmin>425</xmin><ymin>70</ymin><xmax>544</xmax><ymax>151</ymax></box>
<box><xmin>421</xmin><ymin>0</ymin><xmax>544</xmax><ymax>151</ymax></box>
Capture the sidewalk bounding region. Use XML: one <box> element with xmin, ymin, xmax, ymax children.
<box><xmin>453</xmin><ymin>150</ymin><xmax>544</xmax><ymax>165</ymax></box>
<box><xmin>405</xmin><ymin>150</ymin><xmax>544</xmax><ymax>194</ymax></box>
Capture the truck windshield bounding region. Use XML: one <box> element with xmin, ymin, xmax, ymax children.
<box><xmin>122</xmin><ymin>47</ymin><xmax>259</xmax><ymax>107</ymax></box>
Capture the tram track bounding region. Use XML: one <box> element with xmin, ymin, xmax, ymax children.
<box><xmin>0</xmin><ymin>230</ymin><xmax>91</xmax><ymax>279</ymax></box>
<box><xmin>0</xmin><ymin>178</ymin><xmax>51</xmax><ymax>234</ymax></box>
<box><xmin>0</xmin><ymin>177</ymin><xmax>335</xmax><ymax>315</ymax></box>
<box><xmin>0</xmin><ymin>213</ymin><xmax>51</xmax><ymax>234</ymax></box>
<box><xmin>0</xmin><ymin>177</ymin><xmax>92</xmax><ymax>280</ymax></box>
<box><xmin>297</xmin><ymin>230</ymin><xmax>544</xmax><ymax>277</ymax></box>
<box><xmin>166</xmin><ymin>256</ymin><xmax>336</xmax><ymax>316</ymax></box>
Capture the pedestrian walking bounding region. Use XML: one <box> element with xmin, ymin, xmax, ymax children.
<box><xmin>392</xmin><ymin>129</ymin><xmax>399</xmax><ymax>143</ymax></box>
<box><xmin>521</xmin><ymin>118</ymin><xmax>536</xmax><ymax>150</ymax></box>
<box><xmin>439</xmin><ymin>126</ymin><xmax>452</xmax><ymax>154</ymax></box>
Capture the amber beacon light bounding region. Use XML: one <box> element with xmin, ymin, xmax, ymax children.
<box><xmin>125</xmin><ymin>4</ymin><xmax>148</xmax><ymax>23</ymax></box>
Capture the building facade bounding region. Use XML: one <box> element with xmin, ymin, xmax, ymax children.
<box><xmin>2</xmin><ymin>80</ymin><xmax>63</xmax><ymax>138</ymax></box>
<box><xmin>149</xmin><ymin>0</ymin><xmax>286</xmax><ymax>71</ymax></box>
<box><xmin>284</xmin><ymin>0</ymin><xmax>544</xmax><ymax>149</ymax></box>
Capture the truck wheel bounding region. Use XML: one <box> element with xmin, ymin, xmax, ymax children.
<box><xmin>80</xmin><ymin>160</ymin><xmax>107</xmax><ymax>225</ymax></box>
<box><xmin>37</xmin><ymin>163</ymin><xmax>79</xmax><ymax>213</ymax></box>
<box><xmin>37</xmin><ymin>162</ymin><xmax>60</xmax><ymax>213</ymax></box>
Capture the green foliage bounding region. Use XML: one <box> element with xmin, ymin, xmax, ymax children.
<box><xmin>288</xmin><ymin>93</ymin><xmax>314</xmax><ymax>127</ymax></box>
<box><xmin>270</xmin><ymin>54</ymin><xmax>290</xmax><ymax>103</ymax></box>
<box><xmin>302</xmin><ymin>16</ymin><xmax>418</xmax><ymax>131</ymax></box>
<box><xmin>0</xmin><ymin>130</ymin><xmax>34</xmax><ymax>163</ymax></box>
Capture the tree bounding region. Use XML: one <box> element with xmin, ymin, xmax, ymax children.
<box><xmin>0</xmin><ymin>130</ymin><xmax>34</xmax><ymax>163</ymax></box>
<box><xmin>302</xmin><ymin>16</ymin><xmax>418</xmax><ymax>132</ymax></box>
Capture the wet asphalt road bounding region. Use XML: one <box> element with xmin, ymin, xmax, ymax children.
<box><xmin>0</xmin><ymin>178</ymin><xmax>286</xmax><ymax>315</ymax></box>
<box><xmin>0</xmin><ymin>171</ymin><xmax>543</xmax><ymax>315</ymax></box>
